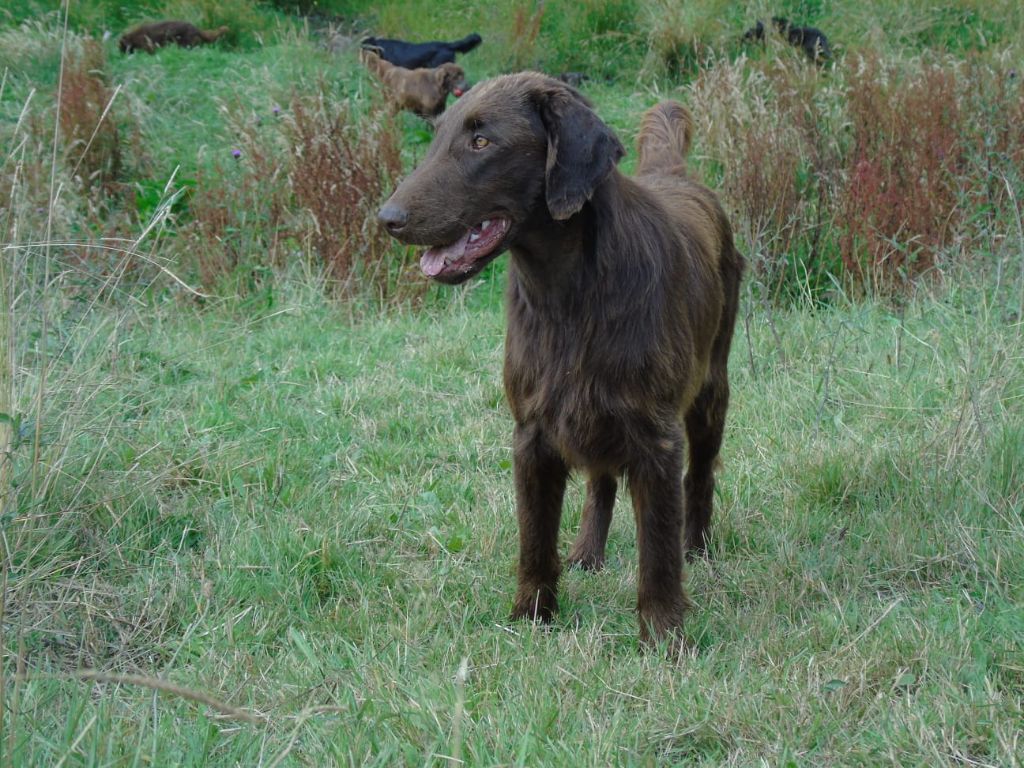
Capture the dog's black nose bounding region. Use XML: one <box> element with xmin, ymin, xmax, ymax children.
<box><xmin>378</xmin><ymin>202</ymin><xmax>409</xmax><ymax>234</ymax></box>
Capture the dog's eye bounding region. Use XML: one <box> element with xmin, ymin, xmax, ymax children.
<box><xmin>471</xmin><ymin>134</ymin><xmax>490</xmax><ymax>150</ymax></box>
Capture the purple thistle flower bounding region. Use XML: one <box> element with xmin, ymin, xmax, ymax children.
<box><xmin>232</xmin><ymin>148</ymin><xmax>242</xmax><ymax>159</ymax></box>
<box><xmin>273</xmin><ymin>104</ymin><xmax>281</xmax><ymax>115</ymax></box>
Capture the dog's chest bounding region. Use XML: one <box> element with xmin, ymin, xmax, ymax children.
<box><xmin>504</xmin><ymin>306</ymin><xmax>672</xmax><ymax>466</ymax></box>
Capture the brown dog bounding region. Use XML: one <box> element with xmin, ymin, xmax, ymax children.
<box><xmin>360</xmin><ymin>50</ymin><xmax>467</xmax><ymax>119</ymax></box>
<box><xmin>379</xmin><ymin>73</ymin><xmax>743</xmax><ymax>647</ymax></box>
<box><xmin>119</xmin><ymin>21</ymin><xmax>229</xmax><ymax>54</ymax></box>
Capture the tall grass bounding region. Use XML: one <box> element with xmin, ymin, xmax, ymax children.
<box><xmin>4</xmin><ymin>0</ymin><xmax>285</xmax><ymax>48</ymax></box>
<box><xmin>58</xmin><ymin>39</ymin><xmax>123</xmax><ymax>192</ymax></box>
<box><xmin>184</xmin><ymin>88</ymin><xmax>413</xmax><ymax>299</ymax></box>
<box><xmin>689</xmin><ymin>53</ymin><xmax>1024</xmax><ymax>299</ymax></box>
<box><xmin>8</xmin><ymin>4</ymin><xmax>1023</xmax><ymax>303</ymax></box>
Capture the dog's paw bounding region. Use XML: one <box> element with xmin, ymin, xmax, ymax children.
<box><xmin>637</xmin><ymin>590</ymin><xmax>692</xmax><ymax>654</ymax></box>
<box><xmin>684</xmin><ymin>541</ymin><xmax>711</xmax><ymax>563</ymax></box>
<box><xmin>565</xmin><ymin>549</ymin><xmax>605</xmax><ymax>571</ymax></box>
<box><xmin>684</xmin><ymin>530</ymin><xmax>712</xmax><ymax>561</ymax></box>
<box><xmin>510</xmin><ymin>587</ymin><xmax>558</xmax><ymax>623</ymax></box>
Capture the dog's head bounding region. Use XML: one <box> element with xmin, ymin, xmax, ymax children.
<box><xmin>742</xmin><ymin>20</ymin><xmax>765</xmax><ymax>42</ymax></box>
<box><xmin>434</xmin><ymin>63</ymin><xmax>468</xmax><ymax>97</ymax></box>
<box><xmin>378</xmin><ymin>72</ymin><xmax>624</xmax><ymax>284</ymax></box>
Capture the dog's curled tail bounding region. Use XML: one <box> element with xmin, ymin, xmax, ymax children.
<box><xmin>635</xmin><ymin>101</ymin><xmax>693</xmax><ymax>178</ymax></box>
<box><xmin>449</xmin><ymin>33</ymin><xmax>482</xmax><ymax>54</ymax></box>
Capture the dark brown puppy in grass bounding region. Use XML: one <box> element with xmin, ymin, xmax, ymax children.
<box><xmin>360</xmin><ymin>50</ymin><xmax>468</xmax><ymax>119</ymax></box>
<box><xmin>119</xmin><ymin>21</ymin><xmax>229</xmax><ymax>54</ymax></box>
<box><xmin>379</xmin><ymin>73</ymin><xmax>743</xmax><ymax>648</ymax></box>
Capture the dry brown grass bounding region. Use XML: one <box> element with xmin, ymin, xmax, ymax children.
<box><xmin>58</xmin><ymin>40</ymin><xmax>126</xmax><ymax>195</ymax></box>
<box><xmin>287</xmin><ymin>96</ymin><xmax>402</xmax><ymax>291</ymax></box>
<box><xmin>507</xmin><ymin>1</ymin><xmax>546</xmax><ymax>71</ymax></box>
<box><xmin>689</xmin><ymin>53</ymin><xmax>1024</xmax><ymax>299</ymax></box>
<box><xmin>186</xmin><ymin>89</ymin><xmax>414</xmax><ymax>301</ymax></box>
<box><xmin>838</xmin><ymin>55</ymin><xmax>964</xmax><ymax>286</ymax></box>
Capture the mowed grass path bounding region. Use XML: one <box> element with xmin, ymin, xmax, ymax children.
<box><xmin>6</xmin><ymin>268</ymin><xmax>1022</xmax><ymax>765</ymax></box>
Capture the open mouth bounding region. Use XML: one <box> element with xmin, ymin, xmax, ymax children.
<box><xmin>420</xmin><ymin>217</ymin><xmax>510</xmax><ymax>284</ymax></box>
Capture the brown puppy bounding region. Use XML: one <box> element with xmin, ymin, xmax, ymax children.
<box><xmin>119</xmin><ymin>21</ymin><xmax>229</xmax><ymax>54</ymax></box>
<box><xmin>360</xmin><ymin>50</ymin><xmax>467</xmax><ymax>119</ymax></box>
<box><xmin>379</xmin><ymin>73</ymin><xmax>743</xmax><ymax>648</ymax></box>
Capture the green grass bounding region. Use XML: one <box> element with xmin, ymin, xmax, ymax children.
<box><xmin>2</xmin><ymin>0</ymin><xmax>1024</xmax><ymax>765</ymax></box>
<box><xmin>3</xmin><ymin>264</ymin><xmax>1022</xmax><ymax>765</ymax></box>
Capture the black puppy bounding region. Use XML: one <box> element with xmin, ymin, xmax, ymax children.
<box><xmin>360</xmin><ymin>33</ymin><xmax>482</xmax><ymax>69</ymax></box>
<box><xmin>743</xmin><ymin>17</ymin><xmax>831</xmax><ymax>65</ymax></box>
<box><xmin>773</xmin><ymin>17</ymin><xmax>832</xmax><ymax>64</ymax></box>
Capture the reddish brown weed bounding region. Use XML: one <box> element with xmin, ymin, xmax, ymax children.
<box><xmin>839</xmin><ymin>56</ymin><xmax>965</xmax><ymax>285</ymax></box>
<box><xmin>59</xmin><ymin>40</ymin><xmax>122</xmax><ymax>192</ymax></box>
<box><xmin>186</xmin><ymin>90</ymin><xmax>410</xmax><ymax>301</ymax></box>
<box><xmin>286</xmin><ymin>98</ymin><xmax>402</xmax><ymax>292</ymax></box>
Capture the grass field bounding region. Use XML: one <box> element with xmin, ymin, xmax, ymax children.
<box><xmin>2</xmin><ymin>1</ymin><xmax>1023</xmax><ymax>765</ymax></box>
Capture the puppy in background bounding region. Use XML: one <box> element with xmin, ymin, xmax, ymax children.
<box><xmin>743</xmin><ymin>17</ymin><xmax>832</xmax><ymax>65</ymax></box>
<box><xmin>360</xmin><ymin>50</ymin><xmax>467</xmax><ymax>120</ymax></box>
<box><xmin>119</xmin><ymin>21</ymin><xmax>229</xmax><ymax>54</ymax></box>
<box><xmin>360</xmin><ymin>33</ymin><xmax>482</xmax><ymax>69</ymax></box>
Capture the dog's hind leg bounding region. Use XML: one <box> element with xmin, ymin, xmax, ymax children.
<box><xmin>566</xmin><ymin>473</ymin><xmax>617</xmax><ymax>570</ymax></box>
<box><xmin>683</xmin><ymin>377</ymin><xmax>728</xmax><ymax>558</ymax></box>
<box><xmin>629</xmin><ymin>434</ymin><xmax>691</xmax><ymax>647</ymax></box>
<box><xmin>510</xmin><ymin>422</ymin><xmax>569</xmax><ymax>623</ymax></box>
<box><xmin>685</xmin><ymin>243</ymin><xmax>742</xmax><ymax>558</ymax></box>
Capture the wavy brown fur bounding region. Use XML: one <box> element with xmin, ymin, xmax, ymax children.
<box><xmin>378</xmin><ymin>73</ymin><xmax>744</xmax><ymax>649</ymax></box>
<box><xmin>119</xmin><ymin>21</ymin><xmax>229</xmax><ymax>54</ymax></box>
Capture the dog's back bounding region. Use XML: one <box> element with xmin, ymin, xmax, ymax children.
<box><xmin>634</xmin><ymin>102</ymin><xmax>742</xmax><ymax>301</ymax></box>
<box><xmin>120</xmin><ymin>21</ymin><xmax>171</xmax><ymax>53</ymax></box>
<box><xmin>361</xmin><ymin>33</ymin><xmax>482</xmax><ymax>69</ymax></box>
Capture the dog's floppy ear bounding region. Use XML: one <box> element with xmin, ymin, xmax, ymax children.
<box><xmin>535</xmin><ymin>84</ymin><xmax>624</xmax><ymax>220</ymax></box>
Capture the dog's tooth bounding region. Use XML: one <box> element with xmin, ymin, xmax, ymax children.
<box><xmin>480</xmin><ymin>219</ymin><xmax>491</xmax><ymax>230</ymax></box>
<box><xmin>469</xmin><ymin>232</ymin><xmax>480</xmax><ymax>243</ymax></box>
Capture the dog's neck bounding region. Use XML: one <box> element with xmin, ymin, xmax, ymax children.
<box><xmin>507</xmin><ymin>207</ymin><xmax>590</xmax><ymax>307</ymax></box>
<box><xmin>506</xmin><ymin>172</ymin><xmax>676</xmax><ymax>324</ymax></box>
<box><xmin>508</xmin><ymin>173</ymin><xmax>644</xmax><ymax>309</ymax></box>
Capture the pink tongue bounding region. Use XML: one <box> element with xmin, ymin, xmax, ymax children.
<box><xmin>420</xmin><ymin>231</ymin><xmax>470</xmax><ymax>277</ymax></box>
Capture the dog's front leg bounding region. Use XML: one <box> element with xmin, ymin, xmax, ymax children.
<box><xmin>510</xmin><ymin>422</ymin><xmax>568</xmax><ymax>623</ymax></box>
<box><xmin>628</xmin><ymin>433</ymin><xmax>692</xmax><ymax>647</ymax></box>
